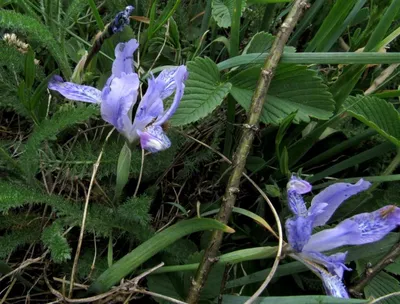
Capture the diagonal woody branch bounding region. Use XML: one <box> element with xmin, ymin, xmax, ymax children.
<box><xmin>186</xmin><ymin>1</ymin><xmax>309</xmax><ymax>303</ymax></box>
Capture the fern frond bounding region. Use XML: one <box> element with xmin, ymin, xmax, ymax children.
<box><xmin>0</xmin><ymin>225</ymin><xmax>41</xmax><ymax>259</ymax></box>
<box><xmin>0</xmin><ymin>9</ymin><xmax>71</xmax><ymax>77</ymax></box>
<box><xmin>20</xmin><ymin>105</ymin><xmax>98</xmax><ymax>180</ymax></box>
<box><xmin>116</xmin><ymin>194</ymin><xmax>152</xmax><ymax>226</ymax></box>
<box><xmin>41</xmin><ymin>221</ymin><xmax>71</xmax><ymax>263</ymax></box>
<box><xmin>0</xmin><ymin>41</ymin><xmax>25</xmax><ymax>73</ymax></box>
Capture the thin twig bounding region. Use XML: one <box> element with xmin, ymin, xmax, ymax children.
<box><xmin>181</xmin><ymin>132</ymin><xmax>279</xmax><ymax>238</ymax></box>
<box><xmin>137</xmin><ymin>289</ymin><xmax>187</xmax><ymax>304</ymax></box>
<box><xmin>181</xmin><ymin>132</ymin><xmax>283</xmax><ymax>302</ymax></box>
<box><xmin>364</xmin><ymin>63</ymin><xmax>400</xmax><ymax>95</ymax></box>
<box><xmin>0</xmin><ymin>251</ymin><xmax>48</xmax><ymax>283</ymax></box>
<box><xmin>134</xmin><ymin>148</ymin><xmax>145</xmax><ymax>197</ymax></box>
<box><xmin>185</xmin><ymin>1</ymin><xmax>308</xmax><ymax>302</ymax></box>
<box><xmin>350</xmin><ymin>241</ymin><xmax>400</xmax><ymax>297</ymax></box>
<box><xmin>148</xmin><ymin>20</ymin><xmax>170</xmax><ymax>72</ymax></box>
<box><xmin>47</xmin><ymin>263</ymin><xmax>171</xmax><ymax>303</ymax></box>
<box><xmin>0</xmin><ymin>278</ymin><xmax>16</xmax><ymax>304</ymax></box>
<box><xmin>68</xmin><ymin>128</ymin><xmax>115</xmax><ymax>297</ymax></box>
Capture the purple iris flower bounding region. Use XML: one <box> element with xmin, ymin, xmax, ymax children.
<box><xmin>285</xmin><ymin>175</ymin><xmax>400</xmax><ymax>298</ymax></box>
<box><xmin>48</xmin><ymin>38</ymin><xmax>188</xmax><ymax>153</ymax></box>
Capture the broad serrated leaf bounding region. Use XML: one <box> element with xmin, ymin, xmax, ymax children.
<box><xmin>147</xmin><ymin>274</ymin><xmax>186</xmax><ymax>304</ymax></box>
<box><xmin>345</xmin><ymin>95</ymin><xmax>400</xmax><ymax>147</ymax></box>
<box><xmin>229</xmin><ymin>64</ymin><xmax>335</xmax><ymax>124</ymax></box>
<box><xmin>243</xmin><ymin>31</ymin><xmax>296</xmax><ymax>54</ymax></box>
<box><xmin>171</xmin><ymin>57</ymin><xmax>232</xmax><ymax>126</ymax></box>
<box><xmin>386</xmin><ymin>258</ymin><xmax>400</xmax><ymax>275</ymax></box>
<box><xmin>41</xmin><ymin>222</ymin><xmax>71</xmax><ymax>263</ymax></box>
<box><xmin>212</xmin><ymin>0</ymin><xmax>246</xmax><ymax>28</ymax></box>
<box><xmin>364</xmin><ymin>272</ymin><xmax>400</xmax><ymax>304</ymax></box>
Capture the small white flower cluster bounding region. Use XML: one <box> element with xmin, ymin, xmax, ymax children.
<box><xmin>3</xmin><ymin>33</ymin><xmax>40</xmax><ymax>65</ymax></box>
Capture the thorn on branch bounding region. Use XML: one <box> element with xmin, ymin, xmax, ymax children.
<box><xmin>228</xmin><ymin>187</ymin><xmax>240</xmax><ymax>195</ymax></box>
<box><xmin>243</xmin><ymin>124</ymin><xmax>259</xmax><ymax>131</ymax></box>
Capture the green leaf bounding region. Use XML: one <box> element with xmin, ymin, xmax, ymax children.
<box><xmin>30</xmin><ymin>70</ymin><xmax>58</xmax><ymax>122</ymax></box>
<box><xmin>345</xmin><ymin>96</ymin><xmax>400</xmax><ymax>147</ymax></box>
<box><xmin>364</xmin><ymin>272</ymin><xmax>400</xmax><ymax>304</ymax></box>
<box><xmin>305</xmin><ymin>0</ymin><xmax>359</xmax><ymax>52</ymax></box>
<box><xmin>0</xmin><ymin>10</ymin><xmax>71</xmax><ymax>78</ymax></box>
<box><xmin>217</xmin><ymin>53</ymin><xmax>400</xmax><ymax>70</ymax></box>
<box><xmin>41</xmin><ymin>222</ymin><xmax>71</xmax><ymax>263</ymax></box>
<box><xmin>170</xmin><ymin>57</ymin><xmax>232</xmax><ymax>126</ymax></box>
<box><xmin>308</xmin><ymin>142</ymin><xmax>395</xmax><ymax>183</ymax></box>
<box><xmin>243</xmin><ymin>31</ymin><xmax>295</xmax><ymax>54</ymax></box>
<box><xmin>202</xmin><ymin>207</ymin><xmax>275</xmax><ymax>233</ymax></box>
<box><xmin>212</xmin><ymin>0</ymin><xmax>247</xmax><ymax>28</ymax></box>
<box><xmin>24</xmin><ymin>47</ymin><xmax>35</xmax><ymax>89</ymax></box>
<box><xmin>89</xmin><ymin>218</ymin><xmax>235</xmax><ymax>293</ymax></box>
<box><xmin>115</xmin><ymin>143</ymin><xmax>132</xmax><ymax>200</ymax></box>
<box><xmin>150</xmin><ymin>246</ymin><xmax>277</xmax><ymax>274</ymax></box>
<box><xmin>151</xmin><ymin>0</ymin><xmax>182</xmax><ymax>38</ymax></box>
<box><xmin>147</xmin><ymin>274</ymin><xmax>186</xmax><ymax>303</ymax></box>
<box><xmin>220</xmin><ymin>295</ymin><xmax>368</xmax><ymax>303</ymax></box>
<box><xmin>229</xmin><ymin>64</ymin><xmax>335</xmax><ymax>124</ymax></box>
<box><xmin>386</xmin><ymin>258</ymin><xmax>400</xmax><ymax>275</ymax></box>
<box><xmin>276</xmin><ymin>112</ymin><xmax>296</xmax><ymax>174</ymax></box>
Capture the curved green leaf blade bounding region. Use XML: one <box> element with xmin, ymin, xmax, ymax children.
<box><xmin>243</xmin><ymin>31</ymin><xmax>295</xmax><ymax>54</ymax></box>
<box><xmin>345</xmin><ymin>95</ymin><xmax>400</xmax><ymax>147</ymax></box>
<box><xmin>89</xmin><ymin>218</ymin><xmax>235</xmax><ymax>294</ymax></box>
<box><xmin>229</xmin><ymin>64</ymin><xmax>335</xmax><ymax>124</ymax></box>
<box><xmin>151</xmin><ymin>246</ymin><xmax>277</xmax><ymax>274</ymax></box>
<box><xmin>170</xmin><ymin>57</ymin><xmax>232</xmax><ymax>126</ymax></box>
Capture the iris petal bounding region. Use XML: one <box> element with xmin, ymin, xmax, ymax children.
<box><xmin>155</xmin><ymin>65</ymin><xmax>188</xmax><ymax>126</ymax></box>
<box><xmin>133</xmin><ymin>76</ymin><xmax>165</xmax><ymax>131</ymax></box>
<box><xmin>101</xmin><ymin>73</ymin><xmax>139</xmax><ymax>136</ymax></box>
<box><xmin>137</xmin><ymin>125</ymin><xmax>171</xmax><ymax>153</ymax></box>
<box><xmin>310</xmin><ymin>179</ymin><xmax>371</xmax><ymax>227</ymax></box>
<box><xmin>319</xmin><ymin>271</ymin><xmax>349</xmax><ymax>298</ymax></box>
<box><xmin>304</xmin><ymin>205</ymin><xmax>400</xmax><ymax>252</ymax></box>
<box><xmin>287</xmin><ymin>175</ymin><xmax>312</xmax><ymax>194</ymax></box>
<box><xmin>112</xmin><ymin>39</ymin><xmax>139</xmax><ymax>77</ymax></box>
<box><xmin>285</xmin><ymin>216</ymin><xmax>313</xmax><ymax>252</ymax></box>
<box><xmin>48</xmin><ymin>75</ymin><xmax>101</xmax><ymax>103</ymax></box>
<box><xmin>287</xmin><ymin>190</ymin><xmax>308</xmax><ymax>217</ymax></box>
<box><xmin>301</xmin><ymin>251</ymin><xmax>350</xmax><ymax>279</ymax></box>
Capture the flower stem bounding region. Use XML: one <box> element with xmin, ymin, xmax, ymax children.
<box><xmin>185</xmin><ymin>1</ymin><xmax>309</xmax><ymax>303</ymax></box>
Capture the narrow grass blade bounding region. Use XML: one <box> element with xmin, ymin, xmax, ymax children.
<box><xmin>151</xmin><ymin>246</ymin><xmax>277</xmax><ymax>274</ymax></box>
<box><xmin>308</xmin><ymin>142</ymin><xmax>396</xmax><ymax>183</ymax></box>
<box><xmin>89</xmin><ymin>218</ymin><xmax>235</xmax><ymax>294</ymax></box>
<box><xmin>217</xmin><ymin>52</ymin><xmax>400</xmax><ymax>70</ymax></box>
